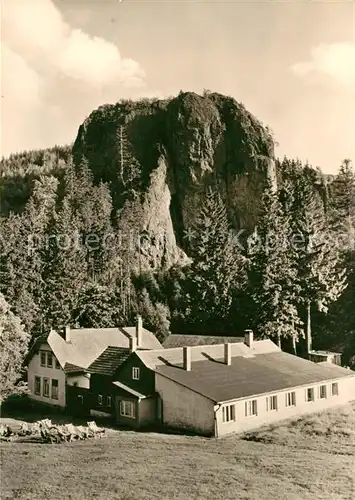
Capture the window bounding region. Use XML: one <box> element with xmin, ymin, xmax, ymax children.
<box><xmin>132</xmin><ymin>367</ymin><xmax>140</xmax><ymax>380</ymax></box>
<box><xmin>51</xmin><ymin>379</ymin><xmax>58</xmax><ymax>400</ymax></box>
<box><xmin>40</xmin><ymin>351</ymin><xmax>46</xmax><ymax>367</ymax></box>
<box><xmin>106</xmin><ymin>396</ymin><xmax>112</xmax><ymax>407</ymax></box>
<box><xmin>120</xmin><ymin>400</ymin><xmax>136</xmax><ymax>418</ymax></box>
<box><xmin>331</xmin><ymin>383</ymin><xmax>339</xmax><ymax>396</ymax></box>
<box><xmin>245</xmin><ymin>399</ymin><xmax>257</xmax><ymax>417</ymax></box>
<box><xmin>266</xmin><ymin>395</ymin><xmax>278</xmax><ymax>411</ymax></box>
<box><xmin>222</xmin><ymin>404</ymin><xmax>235</xmax><ymax>422</ymax></box>
<box><xmin>319</xmin><ymin>385</ymin><xmax>327</xmax><ymax>399</ymax></box>
<box><xmin>98</xmin><ymin>395</ymin><xmax>103</xmax><ymax>406</ymax></box>
<box><xmin>47</xmin><ymin>353</ymin><xmax>53</xmax><ymax>368</ymax></box>
<box><xmin>306</xmin><ymin>388</ymin><xmax>314</xmax><ymax>402</ymax></box>
<box><xmin>73</xmin><ymin>382</ymin><xmax>78</xmax><ymax>387</ymax></box>
<box><xmin>77</xmin><ymin>395</ymin><xmax>84</xmax><ymax>404</ymax></box>
<box><xmin>34</xmin><ymin>376</ymin><xmax>41</xmax><ymax>395</ymax></box>
<box><xmin>55</xmin><ymin>358</ymin><xmax>61</xmax><ymax>369</ymax></box>
<box><xmin>285</xmin><ymin>391</ymin><xmax>296</xmax><ymax>407</ymax></box>
<box><xmin>43</xmin><ymin>378</ymin><xmax>50</xmax><ymax>397</ymax></box>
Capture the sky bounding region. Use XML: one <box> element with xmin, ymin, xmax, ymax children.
<box><xmin>1</xmin><ymin>0</ymin><xmax>354</xmax><ymax>174</ymax></box>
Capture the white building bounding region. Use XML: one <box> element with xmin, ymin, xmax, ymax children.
<box><xmin>24</xmin><ymin>318</ymin><xmax>162</xmax><ymax>410</ymax></box>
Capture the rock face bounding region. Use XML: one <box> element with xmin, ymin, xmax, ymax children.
<box><xmin>73</xmin><ymin>91</ymin><xmax>276</xmax><ymax>270</ymax></box>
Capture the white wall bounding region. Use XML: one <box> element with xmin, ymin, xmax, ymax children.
<box><xmin>27</xmin><ymin>343</ymin><xmax>66</xmax><ymax>408</ymax></box>
<box><xmin>155</xmin><ymin>373</ymin><xmax>215</xmax><ymax>435</ymax></box>
<box><xmin>139</xmin><ymin>397</ymin><xmax>156</xmax><ymax>426</ymax></box>
<box><xmin>67</xmin><ymin>373</ymin><xmax>90</xmax><ymax>388</ymax></box>
<box><xmin>216</xmin><ymin>375</ymin><xmax>355</xmax><ymax>436</ymax></box>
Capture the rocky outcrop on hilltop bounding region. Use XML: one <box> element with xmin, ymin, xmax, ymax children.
<box><xmin>73</xmin><ymin>91</ymin><xmax>277</xmax><ymax>270</ymax></box>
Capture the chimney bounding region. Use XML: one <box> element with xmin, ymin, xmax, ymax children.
<box><xmin>244</xmin><ymin>329</ymin><xmax>254</xmax><ymax>348</ymax></box>
<box><xmin>183</xmin><ymin>346</ymin><xmax>191</xmax><ymax>371</ymax></box>
<box><xmin>224</xmin><ymin>343</ymin><xmax>231</xmax><ymax>365</ymax></box>
<box><xmin>64</xmin><ymin>326</ymin><xmax>71</xmax><ymax>343</ymax></box>
<box><xmin>136</xmin><ymin>315</ymin><xmax>143</xmax><ymax>348</ymax></box>
<box><xmin>129</xmin><ymin>336</ymin><xmax>137</xmax><ymax>352</ymax></box>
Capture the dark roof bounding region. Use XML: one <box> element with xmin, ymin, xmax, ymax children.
<box><xmin>64</xmin><ymin>363</ymin><xmax>86</xmax><ymax>374</ymax></box>
<box><xmin>137</xmin><ymin>340</ymin><xmax>279</xmax><ymax>369</ymax></box>
<box><xmin>163</xmin><ymin>335</ymin><xmax>244</xmax><ymax>348</ymax></box>
<box><xmin>155</xmin><ymin>351</ymin><xmax>355</xmax><ymax>403</ymax></box>
<box><xmin>87</xmin><ymin>346</ymin><xmax>131</xmax><ymax>376</ymax></box>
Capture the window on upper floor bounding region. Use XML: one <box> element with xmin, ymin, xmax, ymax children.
<box><xmin>51</xmin><ymin>379</ymin><xmax>58</xmax><ymax>400</ymax></box>
<box><xmin>55</xmin><ymin>358</ymin><xmax>61</xmax><ymax>369</ymax></box>
<box><xmin>43</xmin><ymin>378</ymin><xmax>50</xmax><ymax>397</ymax></box>
<box><xmin>132</xmin><ymin>367</ymin><xmax>140</xmax><ymax>380</ymax></box>
<box><xmin>319</xmin><ymin>385</ymin><xmax>327</xmax><ymax>399</ymax></box>
<box><xmin>98</xmin><ymin>394</ymin><xmax>103</xmax><ymax>406</ymax></box>
<box><xmin>266</xmin><ymin>395</ymin><xmax>278</xmax><ymax>411</ymax></box>
<box><xmin>306</xmin><ymin>388</ymin><xmax>314</xmax><ymax>402</ymax></box>
<box><xmin>34</xmin><ymin>376</ymin><xmax>41</xmax><ymax>395</ymax></box>
<box><xmin>245</xmin><ymin>399</ymin><xmax>258</xmax><ymax>417</ymax></box>
<box><xmin>331</xmin><ymin>383</ymin><xmax>339</xmax><ymax>396</ymax></box>
<box><xmin>285</xmin><ymin>391</ymin><xmax>296</xmax><ymax>407</ymax></box>
<box><xmin>47</xmin><ymin>353</ymin><xmax>53</xmax><ymax>368</ymax></box>
<box><xmin>106</xmin><ymin>396</ymin><xmax>112</xmax><ymax>407</ymax></box>
<box><xmin>40</xmin><ymin>351</ymin><xmax>46</xmax><ymax>367</ymax></box>
<box><xmin>222</xmin><ymin>404</ymin><xmax>235</xmax><ymax>422</ymax></box>
<box><xmin>120</xmin><ymin>400</ymin><xmax>135</xmax><ymax>418</ymax></box>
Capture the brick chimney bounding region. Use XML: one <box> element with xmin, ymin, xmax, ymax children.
<box><xmin>136</xmin><ymin>315</ymin><xmax>143</xmax><ymax>348</ymax></box>
<box><xmin>64</xmin><ymin>326</ymin><xmax>71</xmax><ymax>343</ymax></box>
<box><xmin>183</xmin><ymin>346</ymin><xmax>191</xmax><ymax>371</ymax></box>
<box><xmin>224</xmin><ymin>343</ymin><xmax>231</xmax><ymax>365</ymax></box>
<box><xmin>130</xmin><ymin>336</ymin><xmax>137</xmax><ymax>352</ymax></box>
<box><xmin>244</xmin><ymin>329</ymin><xmax>254</xmax><ymax>348</ymax></box>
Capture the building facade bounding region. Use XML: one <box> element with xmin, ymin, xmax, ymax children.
<box><xmin>24</xmin><ymin>317</ymin><xmax>163</xmax><ymax>412</ymax></box>
<box><xmin>25</xmin><ymin>327</ymin><xmax>355</xmax><ymax>437</ymax></box>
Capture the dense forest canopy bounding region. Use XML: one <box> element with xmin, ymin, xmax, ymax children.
<box><xmin>0</xmin><ymin>93</ymin><xmax>354</xmax><ymax>368</ymax></box>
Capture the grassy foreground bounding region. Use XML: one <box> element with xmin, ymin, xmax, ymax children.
<box><xmin>1</xmin><ymin>403</ymin><xmax>355</xmax><ymax>500</ymax></box>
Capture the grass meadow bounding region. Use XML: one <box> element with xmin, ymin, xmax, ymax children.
<box><xmin>1</xmin><ymin>402</ymin><xmax>354</xmax><ymax>500</ymax></box>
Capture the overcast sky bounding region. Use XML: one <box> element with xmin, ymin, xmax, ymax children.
<box><xmin>1</xmin><ymin>0</ymin><xmax>354</xmax><ymax>173</ymax></box>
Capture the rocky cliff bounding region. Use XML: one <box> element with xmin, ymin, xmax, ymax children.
<box><xmin>73</xmin><ymin>91</ymin><xmax>277</xmax><ymax>270</ymax></box>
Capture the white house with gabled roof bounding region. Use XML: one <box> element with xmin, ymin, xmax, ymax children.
<box><xmin>24</xmin><ymin>316</ymin><xmax>162</xmax><ymax>410</ymax></box>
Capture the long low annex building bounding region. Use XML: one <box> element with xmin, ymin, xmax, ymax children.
<box><xmin>138</xmin><ymin>332</ymin><xmax>355</xmax><ymax>436</ymax></box>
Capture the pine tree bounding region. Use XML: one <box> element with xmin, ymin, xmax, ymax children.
<box><xmin>42</xmin><ymin>192</ymin><xmax>88</xmax><ymax>330</ymax></box>
<box><xmin>184</xmin><ymin>186</ymin><xmax>246</xmax><ymax>332</ymax></box>
<box><xmin>73</xmin><ymin>283</ymin><xmax>121</xmax><ymax>328</ymax></box>
<box><xmin>247</xmin><ymin>178</ymin><xmax>303</xmax><ymax>350</ymax></box>
<box><xmin>328</xmin><ymin>159</ymin><xmax>355</xmax><ymax>249</ymax></box>
<box><xmin>291</xmin><ymin>171</ymin><xmax>347</xmax><ymax>352</ymax></box>
<box><xmin>117</xmin><ymin>124</ymin><xmax>140</xmax><ymax>197</ymax></box>
<box><xmin>0</xmin><ymin>176</ymin><xmax>59</xmax><ymax>333</ymax></box>
<box><xmin>0</xmin><ymin>293</ymin><xmax>30</xmax><ymax>401</ymax></box>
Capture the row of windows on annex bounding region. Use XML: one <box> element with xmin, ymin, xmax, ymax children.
<box><xmin>222</xmin><ymin>382</ymin><xmax>339</xmax><ymax>423</ymax></box>
<box><xmin>95</xmin><ymin>394</ymin><xmax>136</xmax><ymax>419</ymax></box>
<box><xmin>34</xmin><ymin>376</ymin><xmax>59</xmax><ymax>400</ymax></box>
<box><xmin>40</xmin><ymin>350</ymin><xmax>61</xmax><ymax>369</ymax></box>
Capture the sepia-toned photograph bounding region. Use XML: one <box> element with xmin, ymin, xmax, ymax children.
<box><xmin>0</xmin><ymin>0</ymin><xmax>354</xmax><ymax>498</ymax></box>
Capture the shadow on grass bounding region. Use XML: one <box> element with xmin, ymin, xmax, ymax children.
<box><xmin>0</xmin><ymin>398</ymin><xmax>209</xmax><ymax>439</ymax></box>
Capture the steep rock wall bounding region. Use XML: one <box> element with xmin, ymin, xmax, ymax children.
<box><xmin>73</xmin><ymin>91</ymin><xmax>276</xmax><ymax>270</ymax></box>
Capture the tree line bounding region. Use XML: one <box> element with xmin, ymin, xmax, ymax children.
<box><xmin>0</xmin><ymin>154</ymin><xmax>354</xmax><ymax>400</ymax></box>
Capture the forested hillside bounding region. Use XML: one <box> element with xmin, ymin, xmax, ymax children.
<box><xmin>0</xmin><ymin>92</ymin><xmax>354</xmax><ymax>364</ymax></box>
